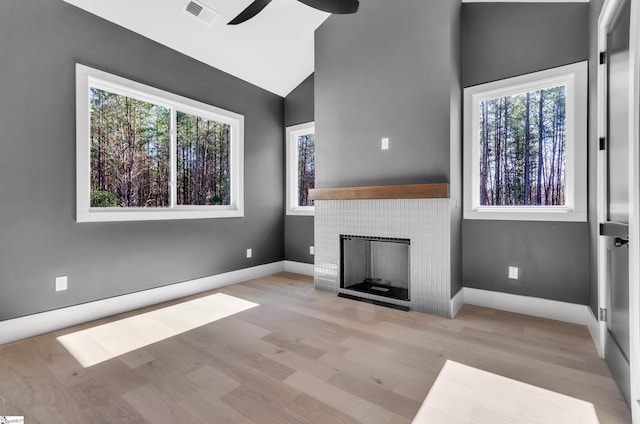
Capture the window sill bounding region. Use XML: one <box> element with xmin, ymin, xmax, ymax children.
<box><xmin>464</xmin><ymin>207</ymin><xmax>586</xmax><ymax>222</ymax></box>
<box><xmin>286</xmin><ymin>207</ymin><xmax>315</xmax><ymax>217</ymax></box>
<box><xmin>77</xmin><ymin>207</ymin><xmax>244</xmax><ymax>222</ymax></box>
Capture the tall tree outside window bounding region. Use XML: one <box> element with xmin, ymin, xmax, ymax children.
<box><xmin>286</xmin><ymin>122</ymin><xmax>315</xmax><ymax>215</ymax></box>
<box><xmin>176</xmin><ymin>112</ymin><xmax>231</xmax><ymax>206</ymax></box>
<box><xmin>90</xmin><ymin>88</ymin><xmax>170</xmax><ymax>208</ymax></box>
<box><xmin>77</xmin><ymin>64</ymin><xmax>244</xmax><ymax>222</ymax></box>
<box><xmin>463</xmin><ymin>62</ymin><xmax>587</xmax><ymax>222</ymax></box>
<box><xmin>297</xmin><ymin>133</ymin><xmax>315</xmax><ymax>207</ymax></box>
<box><xmin>479</xmin><ymin>86</ymin><xmax>566</xmax><ymax>207</ymax></box>
<box><xmin>89</xmin><ymin>91</ymin><xmax>233</xmax><ymax>208</ymax></box>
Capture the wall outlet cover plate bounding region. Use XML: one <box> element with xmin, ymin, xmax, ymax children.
<box><xmin>381</xmin><ymin>137</ymin><xmax>389</xmax><ymax>150</ymax></box>
<box><xmin>55</xmin><ymin>276</ymin><xmax>68</xmax><ymax>291</ymax></box>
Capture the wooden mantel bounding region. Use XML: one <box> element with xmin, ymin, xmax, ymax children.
<box><xmin>308</xmin><ymin>183</ymin><xmax>449</xmax><ymax>200</ymax></box>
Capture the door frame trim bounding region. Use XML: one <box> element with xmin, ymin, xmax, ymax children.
<box><xmin>597</xmin><ymin>0</ymin><xmax>640</xmax><ymax>419</ymax></box>
<box><xmin>628</xmin><ymin>0</ymin><xmax>640</xmax><ymax>418</ymax></box>
<box><xmin>596</xmin><ymin>0</ymin><xmax>621</xmax><ymax>359</ymax></box>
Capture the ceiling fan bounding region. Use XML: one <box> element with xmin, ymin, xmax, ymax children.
<box><xmin>228</xmin><ymin>0</ymin><xmax>359</xmax><ymax>25</ymax></box>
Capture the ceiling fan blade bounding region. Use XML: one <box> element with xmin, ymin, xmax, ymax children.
<box><xmin>297</xmin><ymin>0</ymin><xmax>359</xmax><ymax>14</ymax></box>
<box><xmin>228</xmin><ymin>0</ymin><xmax>273</xmax><ymax>25</ymax></box>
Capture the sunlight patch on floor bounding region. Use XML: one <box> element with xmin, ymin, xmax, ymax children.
<box><xmin>412</xmin><ymin>360</ymin><xmax>600</xmax><ymax>424</ymax></box>
<box><xmin>57</xmin><ymin>293</ymin><xmax>258</xmax><ymax>368</ymax></box>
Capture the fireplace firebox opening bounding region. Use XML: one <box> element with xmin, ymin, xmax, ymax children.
<box><xmin>340</xmin><ymin>235</ymin><xmax>410</xmax><ymax>301</ymax></box>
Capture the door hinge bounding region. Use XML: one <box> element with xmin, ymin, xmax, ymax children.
<box><xmin>599</xmin><ymin>137</ymin><xmax>606</xmax><ymax>150</ymax></box>
<box><xmin>599</xmin><ymin>307</ymin><xmax>607</xmax><ymax>322</ymax></box>
<box><xmin>599</xmin><ymin>51</ymin><xmax>606</xmax><ymax>65</ymax></box>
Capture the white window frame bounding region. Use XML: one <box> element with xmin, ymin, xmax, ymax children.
<box><xmin>286</xmin><ymin>121</ymin><xmax>315</xmax><ymax>216</ymax></box>
<box><xmin>463</xmin><ymin>61</ymin><xmax>588</xmax><ymax>222</ymax></box>
<box><xmin>75</xmin><ymin>64</ymin><xmax>244</xmax><ymax>222</ymax></box>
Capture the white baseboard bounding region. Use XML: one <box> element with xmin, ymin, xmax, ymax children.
<box><xmin>0</xmin><ymin>261</ymin><xmax>285</xmax><ymax>347</ymax></box>
<box><xmin>586</xmin><ymin>308</ymin><xmax>605</xmax><ymax>358</ymax></box>
<box><xmin>462</xmin><ymin>288</ymin><xmax>603</xmax><ymax>356</ymax></box>
<box><xmin>463</xmin><ymin>287</ymin><xmax>593</xmax><ymax>326</ymax></box>
<box><xmin>1</xmin><ymin>272</ymin><xmax>602</xmax><ymax>357</ymax></box>
<box><xmin>450</xmin><ymin>287</ymin><xmax>465</xmax><ymax>318</ymax></box>
<box><xmin>284</xmin><ymin>260</ymin><xmax>314</xmax><ymax>276</ymax></box>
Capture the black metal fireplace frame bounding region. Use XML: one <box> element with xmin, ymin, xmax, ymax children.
<box><xmin>339</xmin><ymin>234</ymin><xmax>411</xmax><ymax>301</ymax></box>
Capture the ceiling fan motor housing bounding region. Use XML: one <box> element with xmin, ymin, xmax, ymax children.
<box><xmin>228</xmin><ymin>0</ymin><xmax>359</xmax><ymax>25</ymax></box>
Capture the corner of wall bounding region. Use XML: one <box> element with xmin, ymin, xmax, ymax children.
<box><xmin>451</xmin><ymin>286</ymin><xmax>465</xmax><ymax>318</ymax></box>
<box><xmin>450</xmin><ymin>0</ymin><xmax>463</xmax><ymax>297</ymax></box>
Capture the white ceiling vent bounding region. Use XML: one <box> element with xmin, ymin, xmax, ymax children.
<box><xmin>184</xmin><ymin>0</ymin><xmax>217</xmax><ymax>25</ymax></box>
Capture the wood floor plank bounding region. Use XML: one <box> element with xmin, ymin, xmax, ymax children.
<box><xmin>0</xmin><ymin>341</ymin><xmax>92</xmax><ymax>423</ymax></box>
<box><xmin>319</xmin><ymin>350</ymin><xmax>401</xmax><ymax>389</ymax></box>
<box><xmin>393</xmin><ymin>378</ymin><xmax>433</xmax><ymax>403</ymax></box>
<box><xmin>221</xmin><ymin>385</ymin><xmax>308</xmax><ymax>424</ymax></box>
<box><xmin>119</xmin><ymin>349</ymin><xmax>157</xmax><ymax>370</ymax></box>
<box><xmin>121</xmin><ymin>383</ymin><xmax>203</xmax><ymax>424</ymax></box>
<box><xmin>286</xmin><ymin>393</ymin><xmax>361</xmax><ymax>424</ymax></box>
<box><xmin>340</xmin><ymin>341</ymin><xmax>443</xmax><ymax>383</ymax></box>
<box><xmin>184</xmin><ymin>365</ymin><xmax>241</xmax><ymax>397</ymax></box>
<box><xmin>209</xmin><ymin>315</ymin><xmax>273</xmax><ymax>340</ymax></box>
<box><xmin>0</xmin><ymin>273</ymin><xmax>631</xmax><ymax>424</ymax></box>
<box><xmin>187</xmin><ymin>327</ymin><xmax>298</xmax><ymax>382</ymax></box>
<box><xmin>178</xmin><ymin>393</ymin><xmax>255</xmax><ymax>424</ymax></box>
<box><xmin>261</xmin><ymin>332</ymin><xmax>327</xmax><ymax>360</ymax></box>
<box><xmin>262</xmin><ymin>347</ymin><xmax>338</xmax><ymax>381</ymax></box>
<box><xmin>181</xmin><ymin>337</ymin><xmax>303</xmax><ymax>406</ymax></box>
<box><xmin>284</xmin><ymin>371</ymin><xmax>405</xmax><ymax>424</ymax></box>
<box><xmin>66</xmin><ymin>377</ymin><xmax>147</xmax><ymax>424</ymax></box>
<box><xmin>326</xmin><ymin>371</ymin><xmax>421</xmax><ymax>419</ymax></box>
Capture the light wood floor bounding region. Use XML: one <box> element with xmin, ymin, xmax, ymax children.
<box><xmin>0</xmin><ymin>273</ymin><xmax>631</xmax><ymax>423</ymax></box>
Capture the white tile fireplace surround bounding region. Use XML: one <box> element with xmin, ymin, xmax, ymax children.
<box><xmin>311</xmin><ymin>184</ymin><xmax>452</xmax><ymax>318</ymax></box>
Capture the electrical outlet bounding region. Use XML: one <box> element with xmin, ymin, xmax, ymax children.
<box><xmin>309</xmin><ymin>246</ymin><xmax>315</xmax><ymax>255</ymax></box>
<box><xmin>246</xmin><ymin>248</ymin><xmax>252</xmax><ymax>258</ymax></box>
<box><xmin>508</xmin><ymin>266</ymin><xmax>519</xmax><ymax>280</ymax></box>
<box><xmin>381</xmin><ymin>137</ymin><xmax>389</xmax><ymax>150</ymax></box>
<box><xmin>55</xmin><ymin>276</ymin><xmax>68</xmax><ymax>292</ymax></box>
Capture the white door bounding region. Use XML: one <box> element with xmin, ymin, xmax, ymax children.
<box><xmin>599</xmin><ymin>0</ymin><xmax>640</xmax><ymax>418</ymax></box>
<box><xmin>602</xmin><ymin>0</ymin><xmax>631</xmax><ymax>404</ymax></box>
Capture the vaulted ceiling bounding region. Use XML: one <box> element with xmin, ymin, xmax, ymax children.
<box><xmin>63</xmin><ymin>0</ymin><xmax>588</xmax><ymax>98</ymax></box>
<box><xmin>63</xmin><ymin>0</ymin><xmax>330</xmax><ymax>97</ymax></box>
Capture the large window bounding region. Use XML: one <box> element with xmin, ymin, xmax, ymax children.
<box><xmin>286</xmin><ymin>122</ymin><xmax>315</xmax><ymax>216</ymax></box>
<box><xmin>76</xmin><ymin>64</ymin><xmax>244</xmax><ymax>222</ymax></box>
<box><xmin>463</xmin><ymin>62</ymin><xmax>587</xmax><ymax>221</ymax></box>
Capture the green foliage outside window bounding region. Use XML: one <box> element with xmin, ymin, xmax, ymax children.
<box><xmin>90</xmin><ymin>189</ymin><xmax>118</xmax><ymax>207</ymax></box>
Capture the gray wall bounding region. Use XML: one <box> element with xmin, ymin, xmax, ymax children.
<box><xmin>285</xmin><ymin>74</ymin><xmax>314</xmax><ymax>128</ymax></box>
<box><xmin>461</xmin><ymin>3</ymin><xmax>591</xmax><ymax>304</ymax></box>
<box><xmin>284</xmin><ymin>74</ymin><xmax>315</xmax><ymax>264</ymax></box>
<box><xmin>314</xmin><ymin>0</ymin><xmax>462</xmax><ymax>295</ymax></box>
<box><xmin>315</xmin><ymin>0</ymin><xmax>460</xmax><ymax>188</ymax></box>
<box><xmin>0</xmin><ymin>0</ymin><xmax>284</xmax><ymax>321</ymax></box>
<box><xmin>462</xmin><ymin>3</ymin><xmax>590</xmax><ymax>88</ymax></box>
<box><xmin>463</xmin><ymin>221</ymin><xmax>590</xmax><ymax>303</ymax></box>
